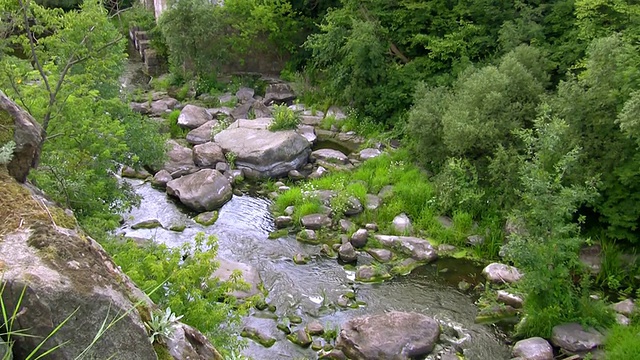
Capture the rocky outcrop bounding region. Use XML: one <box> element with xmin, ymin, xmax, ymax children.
<box><xmin>213</xmin><ymin>119</ymin><xmax>310</xmax><ymax>178</ymax></box>
<box><xmin>0</xmin><ymin>90</ymin><xmax>43</xmax><ymax>183</ymax></box>
<box><xmin>336</xmin><ymin>311</ymin><xmax>440</xmax><ymax>360</ymax></box>
<box><xmin>166</xmin><ymin>169</ymin><xmax>233</xmax><ymax>211</ymax></box>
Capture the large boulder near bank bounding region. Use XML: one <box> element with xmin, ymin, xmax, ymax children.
<box><xmin>482</xmin><ymin>263</ymin><xmax>523</xmax><ymax>284</ymax></box>
<box><xmin>311</xmin><ymin>149</ymin><xmax>350</xmax><ymax>165</ymax></box>
<box><xmin>193</xmin><ymin>142</ymin><xmax>226</xmax><ymax>168</ymax></box>
<box><xmin>373</xmin><ymin>235</ymin><xmax>438</xmax><ymax>263</ymax></box>
<box><xmin>178</xmin><ymin>104</ymin><xmax>212</xmax><ymax>129</ymax></box>
<box><xmin>211</xmin><ymin>258</ymin><xmax>262</xmax><ymax>300</ymax></box>
<box><xmin>0</xmin><ymin>90</ymin><xmax>43</xmax><ymax>183</ymax></box>
<box><xmin>264</xmin><ymin>83</ymin><xmax>296</xmax><ymax>105</ymax></box>
<box><xmin>301</xmin><ymin>213</ymin><xmax>332</xmax><ymax>230</ymax></box>
<box><xmin>186</xmin><ymin>120</ymin><xmax>218</xmax><ymax>145</ymax></box>
<box><xmin>550</xmin><ymin>323</ymin><xmax>604</xmax><ymax>354</ymax></box>
<box><xmin>213</xmin><ymin>119</ymin><xmax>311</xmax><ymax>178</ymax></box>
<box><xmin>512</xmin><ymin>337</ymin><xmax>553</xmax><ymax>360</ymax></box>
<box><xmin>336</xmin><ymin>311</ymin><xmax>440</xmax><ymax>360</ymax></box>
<box><xmin>162</xmin><ymin>140</ymin><xmax>198</xmax><ymax>178</ymax></box>
<box><xmin>0</xmin><ymin>226</ymin><xmax>157</xmax><ymax>359</ymax></box>
<box><xmin>166</xmin><ymin>169</ymin><xmax>232</xmax><ymax>211</ymax></box>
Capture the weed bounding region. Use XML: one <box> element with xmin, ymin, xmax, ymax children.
<box><xmin>145</xmin><ymin>307</ymin><xmax>183</xmax><ymax>344</ymax></box>
<box><xmin>225</xmin><ymin>151</ymin><xmax>237</xmax><ymax>169</ymax></box>
<box><xmin>269</xmin><ymin>105</ymin><xmax>300</xmax><ymax>131</ymax></box>
<box><xmin>166</xmin><ymin>110</ymin><xmax>188</xmax><ymax>139</ymax></box>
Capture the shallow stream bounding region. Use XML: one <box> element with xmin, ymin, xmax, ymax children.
<box><xmin>121</xmin><ymin>180</ymin><xmax>511</xmax><ymax>360</ymax></box>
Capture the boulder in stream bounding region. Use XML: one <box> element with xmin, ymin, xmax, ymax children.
<box><xmin>193</xmin><ymin>142</ymin><xmax>226</xmax><ymax>168</ymax></box>
<box><xmin>166</xmin><ymin>169</ymin><xmax>232</xmax><ymax>212</ymax></box>
<box><xmin>241</xmin><ymin>326</ymin><xmax>276</xmax><ymax>348</ymax></box>
<box><xmin>213</xmin><ymin>119</ymin><xmax>311</xmax><ymax>178</ymax></box>
<box><xmin>373</xmin><ymin>235</ymin><xmax>438</xmax><ymax>263</ymax></box>
<box><xmin>336</xmin><ymin>311</ymin><xmax>440</xmax><ymax>360</ymax></box>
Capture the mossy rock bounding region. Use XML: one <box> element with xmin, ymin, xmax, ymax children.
<box><xmin>268</xmin><ymin>229</ymin><xmax>289</xmax><ymax>239</ymax></box>
<box><xmin>169</xmin><ymin>223</ymin><xmax>186</xmax><ymax>232</ymax></box>
<box><xmin>355</xmin><ymin>265</ymin><xmax>391</xmax><ymax>283</ymax></box>
<box><xmin>288</xmin><ymin>315</ymin><xmax>303</xmax><ymax>324</ymax></box>
<box><xmin>49</xmin><ymin>207</ymin><xmax>77</xmax><ymax>229</ymax></box>
<box><xmin>241</xmin><ymin>326</ymin><xmax>276</xmax><ymax>348</ymax></box>
<box><xmin>194</xmin><ymin>211</ymin><xmax>219</xmax><ymax>226</ymax></box>
<box><xmin>131</xmin><ymin>219</ymin><xmax>163</xmax><ymax>230</ymax></box>
<box><xmin>277</xmin><ymin>320</ymin><xmax>291</xmax><ymax>334</ymax></box>
<box><xmin>287</xmin><ymin>328</ymin><xmax>312</xmax><ymax>348</ymax></box>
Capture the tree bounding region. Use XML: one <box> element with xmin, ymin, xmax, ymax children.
<box><xmin>0</xmin><ymin>0</ymin><xmax>165</xmax><ymax>231</ymax></box>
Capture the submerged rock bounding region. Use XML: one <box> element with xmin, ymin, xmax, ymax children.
<box><xmin>336</xmin><ymin>311</ymin><xmax>440</xmax><ymax>360</ymax></box>
<box><xmin>166</xmin><ymin>169</ymin><xmax>232</xmax><ymax>212</ymax></box>
<box><xmin>194</xmin><ymin>211</ymin><xmax>219</xmax><ymax>226</ymax></box>
<box><xmin>131</xmin><ymin>219</ymin><xmax>162</xmax><ymax>230</ymax></box>
<box><xmin>241</xmin><ymin>326</ymin><xmax>276</xmax><ymax>348</ymax></box>
<box><xmin>211</xmin><ymin>258</ymin><xmax>262</xmax><ymax>300</ymax></box>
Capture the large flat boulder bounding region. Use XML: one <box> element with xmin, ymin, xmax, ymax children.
<box><xmin>336</xmin><ymin>311</ymin><xmax>440</xmax><ymax>360</ymax></box>
<box><xmin>213</xmin><ymin>119</ymin><xmax>310</xmax><ymax>178</ymax></box>
<box><xmin>166</xmin><ymin>169</ymin><xmax>232</xmax><ymax>211</ymax></box>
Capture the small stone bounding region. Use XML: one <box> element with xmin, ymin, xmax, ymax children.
<box><xmin>365</xmin><ymin>194</ymin><xmax>381</xmax><ymax>211</ymax></box>
<box><xmin>297</xmin><ymin>229</ymin><xmax>318</xmax><ymax>244</ymax></box>
<box><xmin>309</xmin><ymin>166</ymin><xmax>328</xmax><ymax>179</ymax></box>
<box><xmin>359</xmin><ymin>148</ymin><xmax>382</xmax><ymax>160</ymax></box>
<box><xmin>121</xmin><ymin>166</ymin><xmax>150</xmax><ymax>179</ymax></box>
<box><xmin>307</xmin><ymin>320</ymin><xmax>324</xmax><ymax>335</ymax></box>
<box><xmin>356</xmin><ymin>265</ymin><xmax>389</xmax><ymax>282</ymax></box>
<box><xmin>437</xmin><ymin>216</ymin><xmax>454</xmax><ymax>229</ymax></box>
<box><xmin>293</xmin><ymin>253</ymin><xmax>309</xmax><ymax>265</ymax></box>
<box><xmin>169</xmin><ymin>224</ymin><xmax>186</xmax><ymax>232</ymax></box>
<box><xmin>366</xmin><ymin>248</ymin><xmax>393</xmax><ymax>262</ymax></box>
<box><xmin>311</xmin><ymin>340</ymin><xmax>323</xmax><ymax>351</ymax></box>
<box><xmin>512</xmin><ymin>337</ymin><xmax>553</xmax><ymax>360</ymax></box>
<box><xmin>275</xmin><ymin>216</ymin><xmax>293</xmax><ymax>229</ymax></box>
<box><xmin>616</xmin><ymin>313</ymin><xmax>630</xmax><ymax>326</ymax></box>
<box><xmin>497</xmin><ymin>290</ymin><xmax>524</xmax><ymax>309</ymax></box>
<box><xmin>458</xmin><ymin>281</ymin><xmax>471</xmax><ymax>292</ymax></box>
<box><xmin>339</xmin><ymin>219</ymin><xmax>354</xmax><ymax>232</ymax></box>
<box><xmin>378</xmin><ymin>185</ymin><xmax>394</xmax><ymax>199</ymax></box>
<box><xmin>287</xmin><ymin>328</ymin><xmax>312</xmax><ymax>348</ymax></box>
<box><xmin>289</xmin><ymin>315</ymin><xmax>303</xmax><ymax>324</ymax></box>
<box><xmin>240</xmin><ymin>326</ymin><xmax>276</xmax><ymax>348</ymax></box>
<box><xmin>288</xmin><ymin>169</ymin><xmax>305</xmax><ymax>180</ymax></box>
<box><xmin>343</xmin><ymin>196</ymin><xmax>363</xmax><ymax>216</ymax></box>
<box><xmin>365</xmin><ymin>223</ymin><xmax>378</xmax><ymax>231</ymax></box>
<box><xmin>350</xmin><ymin>229</ymin><xmax>369</xmax><ymax>248</ymax></box>
<box><xmin>320</xmin><ymin>244</ymin><xmax>336</xmax><ymax>258</ymax></box>
<box><xmin>215</xmin><ymin>162</ymin><xmax>229</xmax><ymax>173</ymax></box>
<box><xmin>467</xmin><ymin>235</ymin><xmax>485</xmax><ymax>246</ymax></box>
<box><xmin>152</xmin><ymin>170</ymin><xmax>172</xmax><ymax>188</ymax></box>
<box><xmin>319</xmin><ymin>349</ymin><xmax>346</xmax><ymax>360</ymax></box>
<box><xmin>194</xmin><ymin>211</ymin><xmax>219</xmax><ymax>226</ymax></box>
<box><xmin>337</xmin><ymin>296</ymin><xmax>350</xmax><ymax>307</ymax></box>
<box><xmin>338</xmin><ymin>242</ymin><xmax>357</xmax><ymax>263</ymax></box>
<box><xmin>482</xmin><ymin>263</ymin><xmax>523</xmax><ymax>284</ymax></box>
<box><xmin>392</xmin><ymin>213</ymin><xmax>412</xmax><ymax>234</ymax></box>
<box><xmin>274</xmin><ymin>181</ymin><xmax>286</xmax><ymax>187</ymax></box>
<box><xmin>301</xmin><ymin>214</ymin><xmax>332</xmax><ymax>230</ymax></box>
<box><xmin>277</xmin><ymin>321</ymin><xmax>291</xmax><ymax>334</ymax></box>
<box><xmin>612</xmin><ymin>299</ymin><xmax>635</xmax><ymax>316</ymax></box>
<box><xmin>438</xmin><ymin>244</ymin><xmax>456</xmax><ymax>253</ymax></box>
<box><xmin>131</xmin><ymin>219</ymin><xmax>162</xmax><ymax>230</ymax></box>
<box><xmin>284</xmin><ymin>206</ymin><xmax>295</xmax><ymax>216</ymax></box>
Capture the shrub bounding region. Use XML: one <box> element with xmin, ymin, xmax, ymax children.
<box><xmin>269</xmin><ymin>105</ymin><xmax>300</xmax><ymax>131</ymax></box>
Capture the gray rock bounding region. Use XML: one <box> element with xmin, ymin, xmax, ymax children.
<box><xmin>438</xmin><ymin>244</ymin><xmax>456</xmax><ymax>253</ymax></box>
<box><xmin>218</xmin><ymin>93</ymin><xmax>234</xmax><ymax>104</ymax></box>
<box><xmin>207</xmin><ymin>107</ymin><xmax>232</xmax><ymax>118</ymax></box>
<box><xmin>339</xmin><ymin>219</ymin><xmax>354</xmax><ymax>232</ymax></box>
<box><xmin>366</xmin><ymin>248</ymin><xmax>393</xmax><ymax>262</ymax></box>
<box><xmin>437</xmin><ymin>216</ymin><xmax>454</xmax><ymax>229</ymax></box>
<box><xmin>194</xmin><ymin>211</ymin><xmax>219</xmax><ymax>226</ymax></box>
<box><xmin>0</xmin><ymin>337</ymin><xmax>10</xmax><ymax>360</ymax></box>
<box><xmin>497</xmin><ymin>290</ymin><xmax>524</xmax><ymax>309</ymax></box>
<box><xmin>300</xmin><ymin>115</ymin><xmax>323</xmax><ymax>126</ymax></box>
<box><xmin>288</xmin><ymin>169</ymin><xmax>305</xmax><ymax>180</ymax></box>
<box><xmin>309</xmin><ymin>166</ymin><xmax>328</xmax><ymax>179</ymax></box>
<box><xmin>312</xmin><ymin>149</ymin><xmax>350</xmax><ymax>165</ymax></box>
<box><xmin>264</xmin><ymin>83</ymin><xmax>296</xmax><ymax>105</ymax></box>
<box><xmin>482</xmin><ymin>263</ymin><xmax>523</xmax><ymax>284</ymax></box>
<box><xmin>301</xmin><ymin>214</ymin><xmax>332</xmax><ymax>230</ymax></box>
<box><xmin>231</xmin><ymin>101</ymin><xmax>252</xmax><ymax>120</ymax></box>
<box><xmin>339</xmin><ymin>242</ymin><xmax>357</xmax><ymax>263</ymax></box>
<box><xmin>297</xmin><ymin>229</ymin><xmax>318</xmax><ymax>243</ymax></box>
<box><xmin>616</xmin><ymin>313</ymin><xmax>630</xmax><ymax>326</ymax></box>
<box><xmin>344</xmin><ymin>196</ymin><xmax>364</xmax><ymax>216</ymax></box>
<box><xmin>193</xmin><ymin>142</ymin><xmax>225</xmax><ymax>168</ymax></box>
<box><xmin>252</xmin><ymin>100</ymin><xmax>272</xmax><ymax>118</ymax></box>
<box><xmin>365</xmin><ymin>223</ymin><xmax>378</xmax><ymax>231</ymax></box>
<box><xmin>0</xmin><ymin>228</ymin><xmax>157</xmax><ymax>359</ymax></box>
<box><xmin>1</xmin><ymin>90</ymin><xmax>44</xmax><ymax>183</ymax></box>
<box><xmin>355</xmin><ymin>265</ymin><xmax>379</xmax><ymax>282</ymax></box>
<box><xmin>186</xmin><ymin>120</ymin><xmax>217</xmax><ymax>145</ymax></box>
<box><xmin>241</xmin><ymin>326</ymin><xmax>276</xmax><ymax>348</ymax></box>
<box><xmin>392</xmin><ymin>213</ymin><xmax>412</xmax><ymax>234</ymax></box>
<box><xmin>225</xmin><ymin>169</ymin><xmax>244</xmax><ymax>184</ymax></box>
<box><xmin>131</xmin><ymin>219</ymin><xmax>162</xmax><ymax>230</ymax></box>
<box><xmin>319</xmin><ymin>349</ymin><xmax>346</xmax><ymax>360</ymax></box>
<box><xmin>365</xmin><ymin>194</ymin><xmax>381</xmax><ymax>210</ymax></box>
<box><xmin>215</xmin><ymin>162</ymin><xmax>229</xmax><ymax>173</ymax></box>
<box><xmin>163</xmin><ymin>140</ymin><xmax>197</xmax><ymax>178</ymax></box>
<box><xmin>275</xmin><ymin>216</ymin><xmax>293</xmax><ymax>228</ymax></box>
<box><xmin>336</xmin><ymin>311</ymin><xmax>440</xmax><ymax>360</ymax></box>
<box><xmin>129</xmin><ymin>101</ymin><xmax>150</xmax><ymax>114</ymax></box>
<box><xmin>350</xmin><ymin>229</ymin><xmax>369</xmax><ymax>248</ymax></box>
<box><xmin>212</xmin><ymin>258</ymin><xmax>262</xmax><ymax>300</ymax></box>
<box><xmin>467</xmin><ymin>235</ymin><xmax>485</xmax><ymax>246</ymax></box>
<box><xmin>579</xmin><ymin>244</ymin><xmax>602</xmax><ymax>275</ymax></box>
<box><xmin>293</xmin><ymin>253</ymin><xmax>309</xmax><ymax>264</ymax></box>
<box><xmin>152</xmin><ymin>170</ymin><xmax>172</xmax><ymax>188</ymax></box>
<box><xmin>284</xmin><ymin>206</ymin><xmax>295</xmax><ymax>216</ymax></box>
<box><xmin>512</xmin><ymin>337</ymin><xmax>553</xmax><ymax>360</ymax></box>
<box><xmin>166</xmin><ymin>169</ymin><xmax>232</xmax><ymax>212</ymax></box>
<box><xmin>550</xmin><ymin>323</ymin><xmax>603</xmax><ymax>353</ymax></box>
<box><xmin>297</xmin><ymin>125</ymin><xmax>317</xmax><ymax>144</ymax></box>
<box><xmin>359</xmin><ymin>148</ymin><xmax>382</xmax><ymax>160</ymax></box>
<box><xmin>214</xmin><ymin>120</ymin><xmax>311</xmax><ymax>178</ymax></box>
<box><xmin>236</xmin><ymin>87</ymin><xmax>255</xmax><ymax>103</ymax></box>
<box><xmin>612</xmin><ymin>299</ymin><xmax>635</xmax><ymax>316</ymax></box>
<box><xmin>121</xmin><ymin>166</ymin><xmax>151</xmax><ymax>179</ymax></box>
<box><xmin>307</xmin><ymin>321</ymin><xmax>325</xmax><ymax>336</ymax></box>
<box><xmin>374</xmin><ymin>235</ymin><xmax>438</xmax><ymax>263</ymax></box>
<box><xmin>378</xmin><ymin>185</ymin><xmax>394</xmax><ymax>199</ymax></box>
<box><xmin>167</xmin><ymin>323</ymin><xmax>224</xmax><ymax>359</ymax></box>
<box><xmin>150</xmin><ymin>97</ymin><xmax>179</xmax><ymax>116</ymax></box>
<box><xmin>178</xmin><ymin>104</ymin><xmax>212</xmax><ymax>129</ymax></box>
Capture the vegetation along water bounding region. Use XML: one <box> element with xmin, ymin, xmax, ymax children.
<box><xmin>1</xmin><ymin>0</ymin><xmax>640</xmax><ymax>359</ymax></box>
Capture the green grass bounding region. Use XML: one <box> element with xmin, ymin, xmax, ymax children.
<box><xmin>605</xmin><ymin>323</ymin><xmax>640</xmax><ymax>360</ymax></box>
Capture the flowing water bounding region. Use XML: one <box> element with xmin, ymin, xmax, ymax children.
<box><xmin>121</xmin><ymin>180</ymin><xmax>511</xmax><ymax>360</ymax></box>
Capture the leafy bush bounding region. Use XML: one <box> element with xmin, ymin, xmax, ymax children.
<box><xmin>268</xmin><ymin>105</ymin><xmax>300</xmax><ymax>131</ymax></box>
<box><xmin>166</xmin><ymin>110</ymin><xmax>187</xmax><ymax>139</ymax></box>
<box><xmin>432</xmin><ymin>157</ymin><xmax>485</xmax><ymax>218</ymax></box>
<box><xmin>105</xmin><ymin>233</ymin><xmax>249</xmax><ymax>355</ymax></box>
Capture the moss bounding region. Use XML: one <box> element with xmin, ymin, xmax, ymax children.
<box><xmin>268</xmin><ymin>229</ymin><xmax>289</xmax><ymax>239</ymax></box>
<box><xmin>50</xmin><ymin>207</ymin><xmax>77</xmax><ymax>229</ymax></box>
<box><xmin>194</xmin><ymin>211</ymin><xmax>219</xmax><ymax>226</ymax></box>
<box><xmin>0</xmin><ymin>109</ymin><xmax>14</xmax><ymax>145</ymax></box>
<box><xmin>169</xmin><ymin>223</ymin><xmax>186</xmax><ymax>232</ymax></box>
<box><xmin>0</xmin><ymin>172</ymin><xmax>50</xmax><ymax>236</ymax></box>
<box><xmin>153</xmin><ymin>342</ymin><xmax>173</xmax><ymax>360</ymax></box>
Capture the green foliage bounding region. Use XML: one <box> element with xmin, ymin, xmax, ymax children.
<box><xmin>605</xmin><ymin>323</ymin><xmax>640</xmax><ymax>360</ymax></box>
<box><xmin>105</xmin><ymin>233</ymin><xmax>248</xmax><ymax>354</ymax></box>
<box><xmin>0</xmin><ymin>140</ymin><xmax>14</xmax><ymax>165</ymax></box>
<box><xmin>145</xmin><ymin>307</ymin><xmax>183</xmax><ymax>344</ymax></box>
<box><xmin>268</xmin><ymin>105</ymin><xmax>300</xmax><ymax>131</ymax></box>
<box><xmin>503</xmin><ymin>112</ymin><xmax>613</xmax><ymax>338</ymax></box>
<box><xmin>166</xmin><ymin>110</ymin><xmax>187</xmax><ymax>139</ymax></box>
<box><xmin>432</xmin><ymin>158</ymin><xmax>484</xmax><ymax>218</ymax></box>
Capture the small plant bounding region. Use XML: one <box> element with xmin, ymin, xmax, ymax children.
<box><xmin>0</xmin><ymin>141</ymin><xmax>15</xmax><ymax>165</ymax></box>
<box><xmin>269</xmin><ymin>105</ymin><xmax>300</xmax><ymax>131</ymax></box>
<box><xmin>166</xmin><ymin>110</ymin><xmax>188</xmax><ymax>139</ymax></box>
<box><xmin>225</xmin><ymin>151</ymin><xmax>237</xmax><ymax>169</ymax></box>
<box><xmin>145</xmin><ymin>307</ymin><xmax>183</xmax><ymax>344</ymax></box>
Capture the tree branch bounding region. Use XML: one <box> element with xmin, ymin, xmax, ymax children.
<box><xmin>389</xmin><ymin>42</ymin><xmax>410</xmax><ymax>64</ymax></box>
